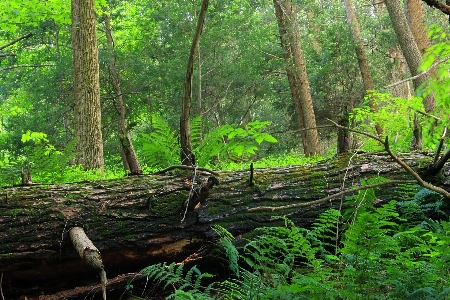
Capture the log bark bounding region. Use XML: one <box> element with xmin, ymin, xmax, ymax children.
<box><xmin>0</xmin><ymin>152</ymin><xmax>443</xmax><ymax>298</ymax></box>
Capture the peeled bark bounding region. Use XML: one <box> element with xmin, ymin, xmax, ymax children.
<box><xmin>0</xmin><ymin>152</ymin><xmax>442</xmax><ymax>298</ymax></box>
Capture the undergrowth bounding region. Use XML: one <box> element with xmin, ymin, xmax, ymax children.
<box><xmin>131</xmin><ymin>186</ymin><xmax>450</xmax><ymax>299</ymax></box>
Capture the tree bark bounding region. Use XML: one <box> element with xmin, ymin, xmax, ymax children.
<box><xmin>71</xmin><ymin>0</ymin><xmax>104</xmax><ymax>171</ymax></box>
<box><xmin>343</xmin><ymin>0</ymin><xmax>383</xmax><ymax>135</ymax></box>
<box><xmin>406</xmin><ymin>0</ymin><xmax>431</xmax><ymax>55</ymax></box>
<box><xmin>273</xmin><ymin>0</ymin><xmax>320</xmax><ymax>156</ymax></box>
<box><xmin>0</xmin><ymin>152</ymin><xmax>439</xmax><ymax>298</ymax></box>
<box><xmin>180</xmin><ymin>0</ymin><xmax>209</xmax><ymax>166</ymax></box>
<box><xmin>103</xmin><ymin>7</ymin><xmax>142</xmax><ymax>175</ymax></box>
<box><xmin>384</xmin><ymin>0</ymin><xmax>435</xmax><ymax>112</ymax></box>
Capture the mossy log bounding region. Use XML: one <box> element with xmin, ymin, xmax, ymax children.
<box><xmin>0</xmin><ymin>152</ymin><xmax>444</xmax><ymax>298</ymax></box>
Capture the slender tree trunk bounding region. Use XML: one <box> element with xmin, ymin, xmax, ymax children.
<box><xmin>343</xmin><ymin>0</ymin><xmax>382</xmax><ymax>135</ymax></box>
<box><xmin>180</xmin><ymin>0</ymin><xmax>209</xmax><ymax>166</ymax></box>
<box><xmin>104</xmin><ymin>7</ymin><xmax>142</xmax><ymax>175</ymax></box>
<box><xmin>71</xmin><ymin>0</ymin><xmax>104</xmax><ymax>171</ymax></box>
<box><xmin>273</xmin><ymin>0</ymin><xmax>320</xmax><ymax>156</ymax></box>
<box><xmin>384</xmin><ymin>0</ymin><xmax>435</xmax><ymax>112</ymax></box>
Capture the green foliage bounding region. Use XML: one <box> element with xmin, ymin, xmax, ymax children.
<box><xmin>135</xmin><ymin>115</ymin><xmax>277</xmax><ymax>170</ymax></box>
<box><xmin>350</xmin><ymin>91</ymin><xmax>424</xmax><ymax>151</ymax></box>
<box><xmin>212</xmin><ymin>225</ymin><xmax>240</xmax><ymax>277</ymax></box>
<box><xmin>418</xmin><ymin>24</ymin><xmax>450</xmax><ymax>149</ymax></box>
<box><xmin>397</xmin><ymin>186</ymin><xmax>447</xmax><ymax>226</ymax></box>
<box><xmin>136</xmin><ymin>114</ymin><xmax>179</xmax><ymax>171</ymax></box>
<box><xmin>138</xmin><ymin>187</ymin><xmax>450</xmax><ymax>299</ymax></box>
<box><xmin>195</xmin><ymin>120</ymin><xmax>277</xmax><ymax>167</ymax></box>
<box><xmin>135</xmin><ymin>262</ymin><xmax>214</xmax><ymax>299</ymax></box>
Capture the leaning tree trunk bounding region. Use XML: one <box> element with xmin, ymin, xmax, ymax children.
<box><xmin>0</xmin><ymin>152</ymin><xmax>444</xmax><ymax>298</ymax></box>
<box><xmin>273</xmin><ymin>0</ymin><xmax>320</xmax><ymax>156</ymax></box>
<box><xmin>384</xmin><ymin>0</ymin><xmax>435</xmax><ymax>113</ymax></box>
<box><xmin>343</xmin><ymin>0</ymin><xmax>382</xmax><ymax>135</ymax></box>
<box><xmin>103</xmin><ymin>7</ymin><xmax>142</xmax><ymax>175</ymax></box>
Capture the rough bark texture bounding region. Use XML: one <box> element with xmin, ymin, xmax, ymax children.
<box><xmin>389</xmin><ymin>46</ymin><xmax>411</xmax><ymax>98</ymax></box>
<box><xmin>180</xmin><ymin>0</ymin><xmax>209</xmax><ymax>166</ymax></box>
<box><xmin>273</xmin><ymin>0</ymin><xmax>320</xmax><ymax>156</ymax></box>
<box><xmin>406</xmin><ymin>0</ymin><xmax>431</xmax><ymax>55</ymax></box>
<box><xmin>71</xmin><ymin>0</ymin><xmax>104</xmax><ymax>171</ymax></box>
<box><xmin>104</xmin><ymin>9</ymin><xmax>142</xmax><ymax>175</ymax></box>
<box><xmin>0</xmin><ymin>152</ymin><xmax>440</xmax><ymax>299</ymax></box>
<box><xmin>384</xmin><ymin>0</ymin><xmax>435</xmax><ymax>112</ymax></box>
<box><xmin>343</xmin><ymin>0</ymin><xmax>382</xmax><ymax>136</ymax></box>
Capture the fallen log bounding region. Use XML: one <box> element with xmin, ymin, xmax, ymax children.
<box><xmin>0</xmin><ymin>151</ymin><xmax>444</xmax><ymax>298</ymax></box>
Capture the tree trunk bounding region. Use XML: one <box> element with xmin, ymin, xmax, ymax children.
<box><xmin>405</xmin><ymin>0</ymin><xmax>431</xmax><ymax>55</ymax></box>
<box><xmin>0</xmin><ymin>152</ymin><xmax>440</xmax><ymax>299</ymax></box>
<box><xmin>343</xmin><ymin>0</ymin><xmax>383</xmax><ymax>135</ymax></box>
<box><xmin>273</xmin><ymin>0</ymin><xmax>320</xmax><ymax>156</ymax></box>
<box><xmin>384</xmin><ymin>0</ymin><xmax>435</xmax><ymax>112</ymax></box>
<box><xmin>71</xmin><ymin>0</ymin><xmax>104</xmax><ymax>171</ymax></box>
<box><xmin>103</xmin><ymin>7</ymin><xmax>142</xmax><ymax>175</ymax></box>
<box><xmin>180</xmin><ymin>0</ymin><xmax>209</xmax><ymax>166</ymax></box>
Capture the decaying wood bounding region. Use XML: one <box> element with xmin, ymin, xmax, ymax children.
<box><xmin>0</xmin><ymin>151</ymin><xmax>446</xmax><ymax>299</ymax></box>
<box><xmin>69</xmin><ymin>227</ymin><xmax>106</xmax><ymax>300</ymax></box>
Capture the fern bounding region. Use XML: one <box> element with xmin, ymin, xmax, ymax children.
<box><xmin>190</xmin><ymin>115</ymin><xmax>203</xmax><ymax>150</ymax></box>
<box><xmin>136</xmin><ymin>114</ymin><xmax>179</xmax><ymax>169</ymax></box>
<box><xmin>212</xmin><ymin>224</ymin><xmax>240</xmax><ymax>277</ymax></box>
<box><xmin>195</xmin><ymin>120</ymin><xmax>277</xmax><ymax>167</ymax></box>
<box><xmin>398</xmin><ymin>186</ymin><xmax>447</xmax><ymax>224</ymax></box>
<box><xmin>137</xmin><ymin>262</ymin><xmax>214</xmax><ymax>297</ymax></box>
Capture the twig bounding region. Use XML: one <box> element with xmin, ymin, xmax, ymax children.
<box><xmin>247</xmin><ymin>180</ymin><xmax>417</xmax><ymax>212</ymax></box>
<box><xmin>434</xmin><ymin>127</ymin><xmax>447</xmax><ymax>164</ymax></box>
<box><xmin>0</xmin><ymin>64</ymin><xmax>54</xmax><ymax>71</ymax></box>
<box><xmin>384</xmin><ymin>57</ymin><xmax>449</xmax><ymax>89</ymax></box>
<box><xmin>153</xmin><ymin>165</ymin><xmax>219</xmax><ymax>176</ymax></box>
<box><xmin>0</xmin><ymin>53</ymin><xmax>16</xmax><ymax>58</ymax></box>
<box><xmin>0</xmin><ymin>33</ymin><xmax>32</xmax><ymax>50</ymax></box>
<box><xmin>417</xmin><ymin>110</ymin><xmax>441</xmax><ymax>121</ymax></box>
<box><xmin>0</xmin><ymin>272</ymin><xmax>4</xmax><ymax>300</ymax></box>
<box><xmin>181</xmin><ymin>166</ymin><xmax>198</xmax><ymax>222</ymax></box>
<box><xmin>329</xmin><ymin>119</ymin><xmax>450</xmax><ymax>199</ymax></box>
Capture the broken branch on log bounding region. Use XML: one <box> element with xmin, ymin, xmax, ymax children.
<box><xmin>328</xmin><ymin>119</ymin><xmax>450</xmax><ymax>199</ymax></box>
<box><xmin>69</xmin><ymin>227</ymin><xmax>107</xmax><ymax>300</ymax></box>
<box><xmin>248</xmin><ymin>179</ymin><xmax>417</xmax><ymax>212</ymax></box>
<box><xmin>153</xmin><ymin>165</ymin><xmax>219</xmax><ymax>176</ymax></box>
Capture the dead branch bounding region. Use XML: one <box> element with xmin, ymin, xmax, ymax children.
<box><xmin>422</xmin><ymin>0</ymin><xmax>450</xmax><ymax>15</ymax></box>
<box><xmin>0</xmin><ymin>33</ymin><xmax>33</xmax><ymax>51</ymax></box>
<box><xmin>384</xmin><ymin>57</ymin><xmax>449</xmax><ymax>89</ymax></box>
<box><xmin>417</xmin><ymin>110</ymin><xmax>441</xmax><ymax>121</ymax></box>
<box><xmin>328</xmin><ymin>119</ymin><xmax>450</xmax><ymax>199</ymax></box>
<box><xmin>248</xmin><ymin>179</ymin><xmax>417</xmax><ymax>212</ymax></box>
<box><xmin>153</xmin><ymin>165</ymin><xmax>219</xmax><ymax>176</ymax></box>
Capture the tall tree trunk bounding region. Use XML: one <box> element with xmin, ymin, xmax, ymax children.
<box><xmin>405</xmin><ymin>0</ymin><xmax>431</xmax><ymax>55</ymax></box>
<box><xmin>343</xmin><ymin>0</ymin><xmax>383</xmax><ymax>136</ymax></box>
<box><xmin>180</xmin><ymin>0</ymin><xmax>209</xmax><ymax>166</ymax></box>
<box><xmin>384</xmin><ymin>0</ymin><xmax>435</xmax><ymax>113</ymax></box>
<box><xmin>71</xmin><ymin>0</ymin><xmax>104</xmax><ymax>171</ymax></box>
<box><xmin>104</xmin><ymin>7</ymin><xmax>142</xmax><ymax>175</ymax></box>
<box><xmin>273</xmin><ymin>0</ymin><xmax>320</xmax><ymax>156</ymax></box>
